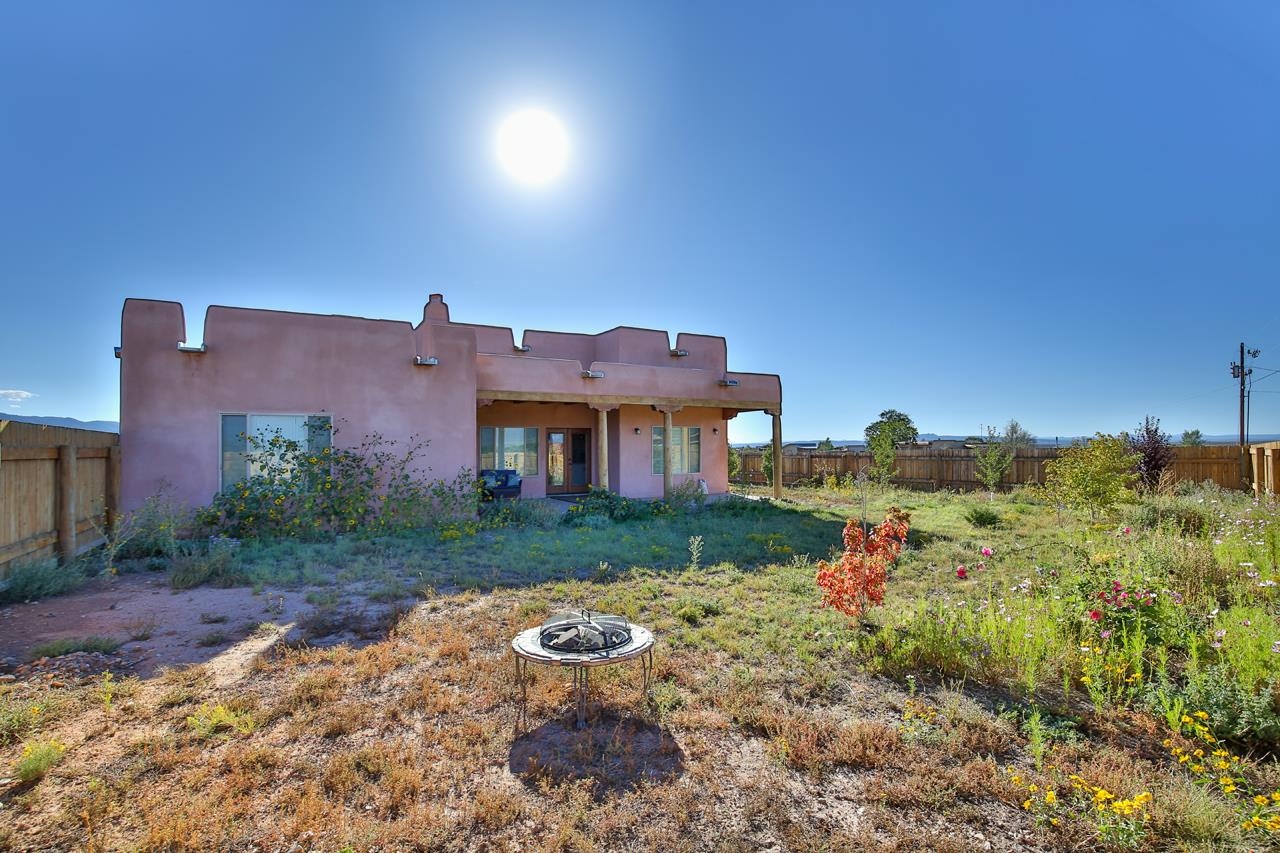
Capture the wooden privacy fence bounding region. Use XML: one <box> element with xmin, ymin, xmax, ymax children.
<box><xmin>0</xmin><ymin>420</ymin><xmax>120</xmax><ymax>572</ymax></box>
<box><xmin>1253</xmin><ymin>441</ymin><xmax>1280</xmax><ymax>497</ymax></box>
<box><xmin>735</xmin><ymin>444</ymin><xmax>1251</xmax><ymax>492</ymax></box>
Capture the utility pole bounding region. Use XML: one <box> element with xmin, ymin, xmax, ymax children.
<box><xmin>1231</xmin><ymin>343</ymin><xmax>1261</xmax><ymax>488</ymax></box>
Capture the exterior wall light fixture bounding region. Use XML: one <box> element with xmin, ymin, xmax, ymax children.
<box><xmin>114</xmin><ymin>346</ymin><xmax>121</xmax><ymax>359</ymax></box>
<box><xmin>581</xmin><ymin>370</ymin><xmax>605</xmax><ymax>379</ymax></box>
<box><xmin>670</xmin><ymin>348</ymin><xmax>689</xmax><ymax>357</ymax></box>
<box><xmin>634</xmin><ymin>427</ymin><xmax>642</xmax><ymax>435</ymax></box>
<box><xmin>513</xmin><ymin>344</ymin><xmax>532</xmax><ymax>352</ymax></box>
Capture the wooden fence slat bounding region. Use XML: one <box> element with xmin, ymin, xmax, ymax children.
<box><xmin>56</xmin><ymin>445</ymin><xmax>77</xmax><ymax>564</ymax></box>
<box><xmin>0</xmin><ymin>447</ymin><xmax>59</xmax><ymax>461</ymax></box>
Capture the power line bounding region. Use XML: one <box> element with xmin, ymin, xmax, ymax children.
<box><xmin>1249</xmin><ymin>367</ymin><xmax>1280</xmax><ymax>385</ymax></box>
<box><xmin>1164</xmin><ymin>383</ymin><xmax>1238</xmax><ymax>405</ymax></box>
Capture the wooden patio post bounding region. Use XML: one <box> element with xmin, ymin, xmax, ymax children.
<box><xmin>662</xmin><ymin>409</ymin><xmax>674</xmax><ymax>501</ymax></box>
<box><xmin>57</xmin><ymin>445</ymin><xmax>77</xmax><ymax>564</ymax></box>
<box><xmin>770</xmin><ymin>410</ymin><xmax>783</xmax><ymax>500</ymax></box>
<box><xmin>593</xmin><ymin>406</ymin><xmax>614</xmax><ymax>491</ymax></box>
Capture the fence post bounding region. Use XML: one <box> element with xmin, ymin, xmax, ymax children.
<box><xmin>105</xmin><ymin>445</ymin><xmax>122</xmax><ymax>535</ymax></box>
<box><xmin>57</xmin><ymin>445</ymin><xmax>77</xmax><ymax>564</ymax></box>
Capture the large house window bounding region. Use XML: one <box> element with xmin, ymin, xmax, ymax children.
<box><xmin>651</xmin><ymin>426</ymin><xmax>701</xmax><ymax>474</ymax></box>
<box><xmin>479</xmin><ymin>426</ymin><xmax>539</xmax><ymax>476</ymax></box>
<box><xmin>221</xmin><ymin>413</ymin><xmax>332</xmax><ymax>489</ymax></box>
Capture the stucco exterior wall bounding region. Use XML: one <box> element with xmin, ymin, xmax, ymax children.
<box><xmin>120</xmin><ymin>300</ymin><xmax>477</xmax><ymax>512</ymax></box>
<box><xmin>615</xmin><ymin>405</ymin><xmax>729</xmax><ymax>499</ymax></box>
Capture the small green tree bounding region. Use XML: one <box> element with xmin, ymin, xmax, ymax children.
<box><xmin>727</xmin><ymin>446</ymin><xmax>742</xmax><ymax>481</ymax></box>
<box><xmin>867</xmin><ymin>429</ymin><xmax>897</xmax><ymax>486</ymax></box>
<box><xmin>974</xmin><ymin>425</ymin><xmax>1014</xmax><ymax>492</ymax></box>
<box><xmin>864</xmin><ymin>410</ymin><xmax>915</xmax><ymax>487</ymax></box>
<box><xmin>1043</xmin><ymin>433</ymin><xmax>1138</xmax><ymax>521</ymax></box>
<box><xmin>761</xmin><ymin>444</ymin><xmax>775</xmax><ymax>487</ymax></box>
<box><xmin>816</xmin><ymin>436</ymin><xmax>835</xmax><ymax>452</ymax></box>
<box><xmin>1181</xmin><ymin>428</ymin><xmax>1205</xmax><ymax>447</ymax></box>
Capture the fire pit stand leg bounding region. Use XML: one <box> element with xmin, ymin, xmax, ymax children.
<box><xmin>572</xmin><ymin>666</ymin><xmax>589</xmax><ymax>729</ymax></box>
<box><xmin>514</xmin><ymin>655</ymin><xmax>528</xmax><ymax>732</ymax></box>
<box><xmin>640</xmin><ymin>648</ymin><xmax>654</xmax><ymax>696</ymax></box>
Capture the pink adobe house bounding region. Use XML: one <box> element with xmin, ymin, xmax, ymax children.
<box><xmin>118</xmin><ymin>293</ymin><xmax>783</xmax><ymax>513</ymax></box>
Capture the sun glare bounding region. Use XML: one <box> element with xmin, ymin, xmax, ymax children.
<box><xmin>494</xmin><ymin>108</ymin><xmax>571</xmax><ymax>188</ymax></box>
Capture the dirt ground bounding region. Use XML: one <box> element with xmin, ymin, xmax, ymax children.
<box><xmin>0</xmin><ymin>573</ymin><xmax>359</xmax><ymax>680</ymax></box>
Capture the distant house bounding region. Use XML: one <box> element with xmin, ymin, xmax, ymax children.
<box><xmin>117</xmin><ymin>294</ymin><xmax>782</xmax><ymax>511</ymax></box>
<box><xmin>782</xmin><ymin>441</ymin><xmax>819</xmax><ymax>456</ymax></box>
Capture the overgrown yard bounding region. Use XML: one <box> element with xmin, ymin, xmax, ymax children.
<box><xmin>2</xmin><ymin>483</ymin><xmax>1279</xmax><ymax>851</ymax></box>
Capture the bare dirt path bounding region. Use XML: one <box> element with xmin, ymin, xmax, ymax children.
<box><xmin>0</xmin><ymin>573</ymin><xmax>314</xmax><ymax>679</ymax></box>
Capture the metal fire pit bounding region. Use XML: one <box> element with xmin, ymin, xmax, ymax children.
<box><xmin>512</xmin><ymin>610</ymin><xmax>655</xmax><ymax>729</ymax></box>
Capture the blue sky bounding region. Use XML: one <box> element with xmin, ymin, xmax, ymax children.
<box><xmin>2</xmin><ymin>1</ymin><xmax>1278</xmax><ymax>443</ymax></box>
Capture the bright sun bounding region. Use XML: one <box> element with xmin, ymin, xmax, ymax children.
<box><xmin>494</xmin><ymin>108</ymin><xmax>571</xmax><ymax>188</ymax></box>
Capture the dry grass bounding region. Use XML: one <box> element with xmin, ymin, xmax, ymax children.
<box><xmin>2</xmin><ymin>488</ymin><xmax>1273</xmax><ymax>851</ymax></box>
<box><xmin>0</xmin><ymin>586</ymin><xmax>1059</xmax><ymax>852</ymax></box>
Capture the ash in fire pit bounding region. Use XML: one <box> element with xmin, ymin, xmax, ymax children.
<box><xmin>539</xmin><ymin>610</ymin><xmax>632</xmax><ymax>653</ymax></box>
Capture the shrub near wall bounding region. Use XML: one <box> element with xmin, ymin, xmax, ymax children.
<box><xmin>198</xmin><ymin>431</ymin><xmax>479</xmax><ymax>539</ymax></box>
